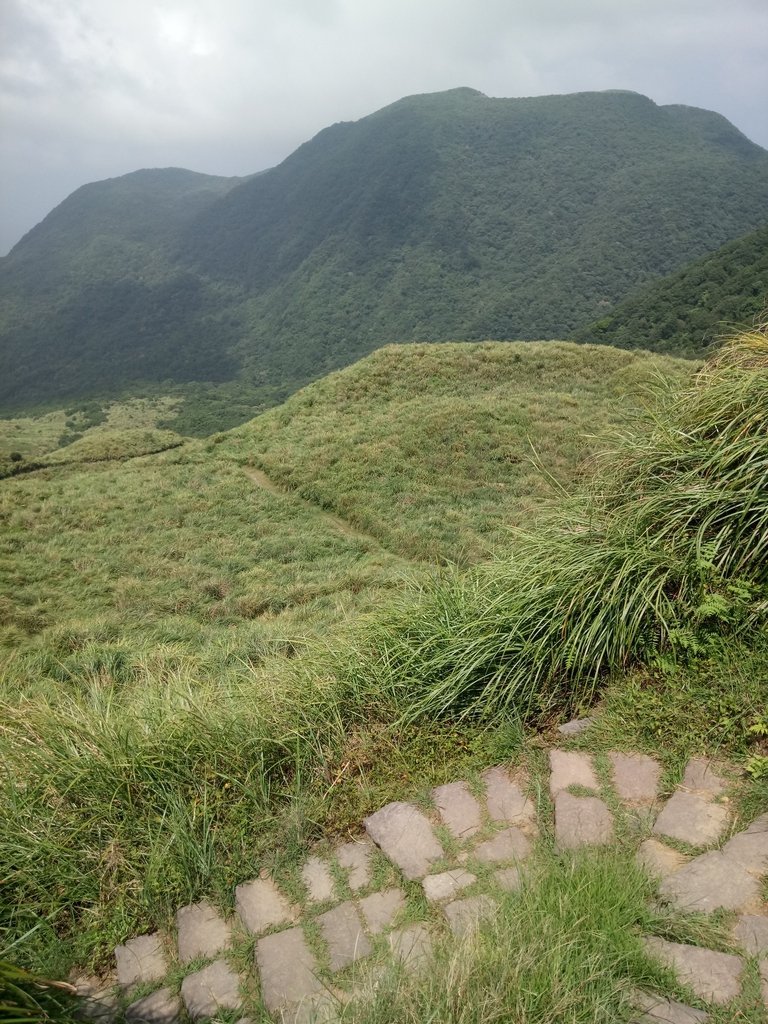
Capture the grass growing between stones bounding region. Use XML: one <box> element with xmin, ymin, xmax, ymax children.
<box><xmin>342</xmin><ymin>849</ymin><xmax>706</xmax><ymax>1024</ymax></box>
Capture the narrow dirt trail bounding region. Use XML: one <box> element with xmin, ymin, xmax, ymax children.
<box><xmin>243</xmin><ymin>466</ymin><xmax>383</xmax><ymax>548</ymax></box>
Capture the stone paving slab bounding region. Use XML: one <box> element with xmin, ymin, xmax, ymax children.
<box><xmin>317</xmin><ymin>901</ymin><xmax>372</xmax><ymax>971</ymax></box>
<box><xmin>682</xmin><ymin>759</ymin><xmax>727</xmax><ymax>797</ymax></box>
<box><xmin>115</xmin><ymin>933</ymin><xmax>167</xmax><ymax>989</ymax></box>
<box><xmin>557</xmin><ymin>717</ymin><xmax>596</xmax><ymax>736</ymax></box>
<box><xmin>609</xmin><ymin>752</ymin><xmax>661</xmax><ymax>804</ymax></box>
<box><xmin>473</xmin><ymin>826</ymin><xmax>532</xmax><ymax>864</ymax></box>
<box><xmin>72</xmin><ymin>975</ymin><xmax>119</xmax><ymax>1023</ymax></box>
<box><xmin>256</xmin><ymin>926</ymin><xmax>325</xmax><ymax>1012</ymax></box>
<box><xmin>235</xmin><ymin>877</ymin><xmax>293</xmax><ymax>935</ymax></box>
<box><xmin>176</xmin><ymin>900</ymin><xmax>231</xmax><ymax>963</ymax></box>
<box><xmin>721</xmin><ymin>812</ymin><xmax>768</xmax><ymax>871</ymax></box>
<box><xmin>364</xmin><ymin>801</ymin><xmax>443</xmax><ymax>880</ymax></box>
<box><xmin>652</xmin><ymin>792</ymin><xmax>729</xmax><ymax>847</ymax></box>
<box><xmin>549</xmin><ymin>750</ymin><xmax>598</xmax><ymax>796</ymax></box>
<box><xmin>659</xmin><ymin>849</ymin><xmax>762</xmax><ymax>914</ymax></box>
<box><xmin>302</xmin><ymin>856</ymin><xmax>336</xmax><ymax>903</ymax></box>
<box><xmin>642</xmin><ymin>936</ymin><xmax>743</xmax><ymax>1006</ymax></box>
<box><xmin>389</xmin><ymin>924</ymin><xmax>433</xmax><ymax>970</ymax></box>
<box><xmin>732</xmin><ymin>914</ymin><xmax>768</xmax><ymax>955</ymax></box>
<box><xmin>637</xmin><ymin>838</ymin><xmax>689</xmax><ymax>878</ymax></box>
<box><xmin>280</xmin><ymin>991</ymin><xmax>341</xmax><ymax>1024</ymax></box>
<box><xmin>443</xmin><ymin>895</ymin><xmax>496</xmax><ymax>937</ymax></box>
<box><xmin>422</xmin><ymin>868</ymin><xmax>476</xmax><ymax>902</ymax></box>
<box><xmin>482</xmin><ymin>767</ymin><xmax>536</xmax><ymax>826</ymax></box>
<box><xmin>180</xmin><ymin>959</ymin><xmax>242</xmax><ymax>1021</ymax></box>
<box><xmin>335</xmin><ymin>840</ymin><xmax>373</xmax><ymax>891</ymax></box>
<box><xmin>359</xmin><ymin>887</ymin><xmax>405</xmax><ymax>933</ymax></box>
<box><xmin>493</xmin><ymin>866</ymin><xmax>522</xmax><ymax>891</ymax></box>
<box><xmin>554</xmin><ymin>792</ymin><xmax>613</xmax><ymax>849</ymax></box>
<box><xmin>632</xmin><ymin>989</ymin><xmax>709</xmax><ymax>1023</ymax></box>
<box><xmin>125</xmin><ymin>987</ymin><xmax>181</xmax><ymax>1024</ymax></box>
<box><xmin>431</xmin><ymin>781</ymin><xmax>482</xmax><ymax>838</ymax></box>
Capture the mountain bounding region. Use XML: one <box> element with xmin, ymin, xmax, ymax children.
<box><xmin>575</xmin><ymin>224</ymin><xmax>768</xmax><ymax>355</ymax></box>
<box><xmin>1</xmin><ymin>88</ymin><xmax>767</xmax><ymax>413</ymax></box>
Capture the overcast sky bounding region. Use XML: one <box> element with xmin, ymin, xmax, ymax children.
<box><xmin>2</xmin><ymin>0</ymin><xmax>767</xmax><ymax>255</ymax></box>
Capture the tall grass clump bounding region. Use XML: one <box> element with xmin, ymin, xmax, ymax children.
<box><xmin>355</xmin><ymin>327</ymin><xmax>768</xmax><ymax>721</ymax></box>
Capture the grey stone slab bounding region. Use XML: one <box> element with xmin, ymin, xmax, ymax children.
<box><xmin>659</xmin><ymin>849</ymin><xmax>762</xmax><ymax>913</ymax></box>
<box><xmin>632</xmin><ymin>989</ymin><xmax>709</xmax><ymax>1023</ymax></box>
<box><xmin>652</xmin><ymin>792</ymin><xmax>729</xmax><ymax>847</ymax></box>
<box><xmin>721</xmin><ymin>813</ymin><xmax>768</xmax><ymax>872</ymax></box>
<box><xmin>115</xmin><ymin>933</ymin><xmax>167</xmax><ymax>990</ymax></box>
<box><xmin>557</xmin><ymin>716</ymin><xmax>596</xmax><ymax>736</ymax></box>
<box><xmin>317</xmin><ymin>901</ymin><xmax>372</xmax><ymax>971</ymax></box>
<box><xmin>72</xmin><ymin>975</ymin><xmax>119</xmax><ymax>1022</ymax></box>
<box><xmin>389</xmin><ymin>924</ymin><xmax>433</xmax><ymax>970</ymax></box>
<box><xmin>642</xmin><ymin>936</ymin><xmax>743</xmax><ymax>1005</ymax></box>
<box><xmin>549</xmin><ymin>750</ymin><xmax>598</xmax><ymax>796</ymax></box>
<box><xmin>181</xmin><ymin>960</ymin><xmax>241</xmax><ymax>1021</ymax></box>
<box><xmin>280</xmin><ymin>991</ymin><xmax>341</xmax><ymax>1024</ymax></box>
<box><xmin>235</xmin><ymin>876</ymin><xmax>293</xmax><ymax>935</ymax></box>
<box><xmin>422</xmin><ymin>869</ymin><xmax>477</xmax><ymax>902</ymax></box>
<box><xmin>609</xmin><ymin>752</ymin><xmax>661</xmax><ymax>804</ymax></box>
<box><xmin>482</xmin><ymin>768</ymin><xmax>536</xmax><ymax>826</ymax></box>
<box><xmin>176</xmin><ymin>900</ymin><xmax>231</xmax><ymax>963</ymax></box>
<box><xmin>554</xmin><ymin>792</ymin><xmax>614</xmax><ymax>850</ymax></box>
<box><xmin>431</xmin><ymin>781</ymin><xmax>482</xmax><ymax>838</ymax></box>
<box><xmin>256</xmin><ymin>926</ymin><xmax>324</xmax><ymax>1012</ymax></box>
<box><xmin>301</xmin><ymin>856</ymin><xmax>336</xmax><ymax>903</ymax></box>
<box><xmin>682</xmin><ymin>758</ymin><xmax>727</xmax><ymax>797</ymax></box>
<box><xmin>363</xmin><ymin>801</ymin><xmax>443</xmax><ymax>880</ymax></box>
<box><xmin>637</xmin><ymin>838</ymin><xmax>689</xmax><ymax>879</ymax></box>
<box><xmin>335</xmin><ymin>840</ymin><xmax>373</xmax><ymax>891</ymax></box>
<box><xmin>443</xmin><ymin>895</ymin><xmax>496</xmax><ymax>937</ymax></box>
<box><xmin>493</xmin><ymin>866</ymin><xmax>522</xmax><ymax>891</ymax></box>
<box><xmin>732</xmin><ymin>914</ymin><xmax>768</xmax><ymax>955</ymax></box>
<box><xmin>359</xmin><ymin>887</ymin><xmax>405</xmax><ymax>933</ymax></box>
<box><xmin>125</xmin><ymin>987</ymin><xmax>181</xmax><ymax>1024</ymax></box>
<box><xmin>473</xmin><ymin>826</ymin><xmax>533</xmax><ymax>864</ymax></box>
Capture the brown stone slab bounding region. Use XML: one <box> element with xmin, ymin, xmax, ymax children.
<box><xmin>180</xmin><ymin>960</ymin><xmax>241</xmax><ymax>1021</ymax></box>
<box><xmin>549</xmin><ymin>750</ymin><xmax>598</xmax><ymax>796</ymax></box>
<box><xmin>681</xmin><ymin>758</ymin><xmax>727</xmax><ymax>797</ymax></box>
<box><xmin>364</xmin><ymin>801</ymin><xmax>443</xmax><ymax>880</ymax></box>
<box><xmin>473</xmin><ymin>826</ymin><xmax>533</xmax><ymax>864</ymax></box>
<box><xmin>482</xmin><ymin>767</ymin><xmax>536</xmax><ymax>826</ymax></box>
<box><xmin>301</xmin><ymin>856</ymin><xmax>336</xmax><ymax>903</ymax></box>
<box><xmin>317</xmin><ymin>901</ymin><xmax>372</xmax><ymax>971</ymax></box>
<box><xmin>359</xmin><ymin>887</ymin><xmax>405</xmax><ymax>933</ymax></box>
<box><xmin>422</xmin><ymin>869</ymin><xmax>476</xmax><ymax>902</ymax></box>
<box><xmin>732</xmin><ymin>914</ymin><xmax>768</xmax><ymax>955</ymax></box>
<box><xmin>632</xmin><ymin>989</ymin><xmax>709</xmax><ymax>1023</ymax></box>
<box><xmin>554</xmin><ymin>792</ymin><xmax>613</xmax><ymax>849</ymax></box>
<box><xmin>642</xmin><ymin>936</ymin><xmax>743</xmax><ymax>1005</ymax></box>
<box><xmin>335</xmin><ymin>840</ymin><xmax>373</xmax><ymax>891</ymax></box>
<box><xmin>659</xmin><ymin>849</ymin><xmax>762</xmax><ymax>914</ymax></box>
<box><xmin>389</xmin><ymin>924</ymin><xmax>432</xmax><ymax>970</ymax></box>
<box><xmin>125</xmin><ymin>987</ymin><xmax>181</xmax><ymax>1024</ymax></box>
<box><xmin>235</xmin><ymin>877</ymin><xmax>293</xmax><ymax>935</ymax></box>
<box><xmin>176</xmin><ymin>901</ymin><xmax>231</xmax><ymax>963</ymax></box>
<box><xmin>609</xmin><ymin>752</ymin><xmax>661</xmax><ymax>804</ymax></box>
<box><xmin>431</xmin><ymin>781</ymin><xmax>482</xmax><ymax>838</ymax></box>
<box><xmin>443</xmin><ymin>895</ymin><xmax>496</xmax><ymax>937</ymax></box>
<box><xmin>652</xmin><ymin>792</ymin><xmax>729</xmax><ymax>847</ymax></box>
<box><xmin>637</xmin><ymin>838</ymin><xmax>689</xmax><ymax>879</ymax></box>
<box><xmin>255</xmin><ymin>927</ymin><xmax>324</xmax><ymax>1012</ymax></box>
<box><xmin>115</xmin><ymin>933</ymin><xmax>167</xmax><ymax>990</ymax></box>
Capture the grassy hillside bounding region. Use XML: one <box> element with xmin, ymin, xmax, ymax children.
<box><xmin>576</xmin><ymin>224</ymin><xmax>768</xmax><ymax>356</ymax></box>
<box><xmin>2</xmin><ymin>334</ymin><xmax>766</xmax><ymax>1009</ymax></box>
<box><xmin>1</xmin><ymin>88</ymin><xmax>766</xmax><ymax>414</ymax></box>
<box><xmin>219</xmin><ymin>341</ymin><xmax>694</xmax><ymax>562</ymax></box>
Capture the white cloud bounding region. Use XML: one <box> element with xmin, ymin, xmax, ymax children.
<box><xmin>1</xmin><ymin>0</ymin><xmax>767</xmax><ymax>254</ymax></box>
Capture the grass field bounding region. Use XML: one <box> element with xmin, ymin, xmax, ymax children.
<box><xmin>2</xmin><ymin>335</ymin><xmax>766</xmax><ymax>1022</ymax></box>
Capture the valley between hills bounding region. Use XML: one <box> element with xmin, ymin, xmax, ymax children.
<box><xmin>1</xmin><ymin>87</ymin><xmax>767</xmax><ymax>1023</ymax></box>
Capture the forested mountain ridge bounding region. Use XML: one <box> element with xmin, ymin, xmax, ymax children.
<box><xmin>576</xmin><ymin>224</ymin><xmax>768</xmax><ymax>355</ymax></box>
<box><xmin>1</xmin><ymin>87</ymin><xmax>767</xmax><ymax>413</ymax></box>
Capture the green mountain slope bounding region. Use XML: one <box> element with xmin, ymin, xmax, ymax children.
<box><xmin>1</xmin><ymin>88</ymin><xmax>766</xmax><ymax>414</ymax></box>
<box><xmin>575</xmin><ymin>224</ymin><xmax>768</xmax><ymax>355</ymax></box>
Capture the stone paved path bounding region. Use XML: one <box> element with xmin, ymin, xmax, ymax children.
<box><xmin>73</xmin><ymin>736</ymin><xmax>768</xmax><ymax>1024</ymax></box>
